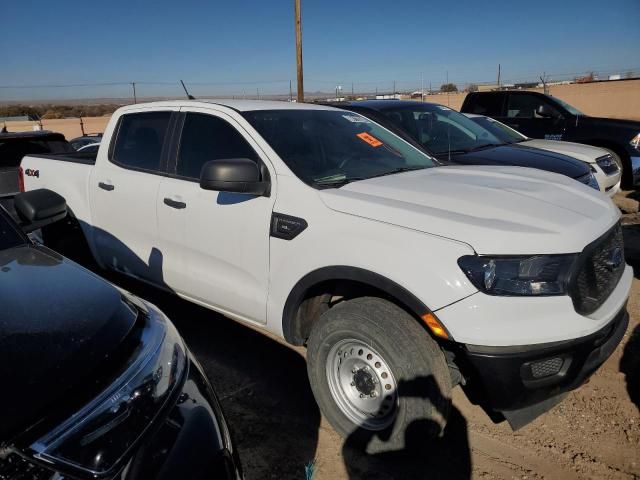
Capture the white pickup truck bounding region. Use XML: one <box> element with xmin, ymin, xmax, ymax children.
<box><xmin>21</xmin><ymin>100</ymin><xmax>632</xmax><ymax>452</ymax></box>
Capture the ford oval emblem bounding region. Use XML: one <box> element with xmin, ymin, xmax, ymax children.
<box><xmin>606</xmin><ymin>247</ymin><xmax>623</xmax><ymax>271</ymax></box>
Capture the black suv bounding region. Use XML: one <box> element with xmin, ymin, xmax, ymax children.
<box><xmin>461</xmin><ymin>90</ymin><xmax>640</xmax><ymax>188</ymax></box>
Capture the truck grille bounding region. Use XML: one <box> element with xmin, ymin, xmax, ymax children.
<box><xmin>596</xmin><ymin>155</ymin><xmax>619</xmax><ymax>176</ymax></box>
<box><xmin>0</xmin><ymin>453</ymin><xmax>56</xmax><ymax>480</ymax></box>
<box><xmin>570</xmin><ymin>223</ymin><xmax>624</xmax><ymax>315</ymax></box>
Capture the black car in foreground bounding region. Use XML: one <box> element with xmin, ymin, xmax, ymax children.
<box><xmin>331</xmin><ymin>100</ymin><xmax>599</xmax><ymax>191</ymax></box>
<box><xmin>0</xmin><ymin>190</ymin><xmax>242</xmax><ymax>480</ymax></box>
<box><xmin>461</xmin><ymin>90</ymin><xmax>640</xmax><ymax>188</ymax></box>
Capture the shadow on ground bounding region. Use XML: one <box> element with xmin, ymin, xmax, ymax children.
<box><xmin>98</xmin><ymin>273</ymin><xmax>320</xmax><ymax>480</ymax></box>
<box><xmin>620</xmin><ymin>323</ymin><xmax>640</xmax><ymax>411</ymax></box>
<box><xmin>342</xmin><ymin>379</ymin><xmax>471</xmax><ymax>480</ymax></box>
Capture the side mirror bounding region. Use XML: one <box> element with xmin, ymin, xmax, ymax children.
<box><xmin>200</xmin><ymin>158</ymin><xmax>270</xmax><ymax>196</ymax></box>
<box><xmin>536</xmin><ymin>104</ymin><xmax>559</xmax><ymax>119</ymax></box>
<box><xmin>14</xmin><ymin>189</ymin><xmax>67</xmax><ymax>233</ymax></box>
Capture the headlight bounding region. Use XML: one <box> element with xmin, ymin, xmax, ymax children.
<box><xmin>630</xmin><ymin>132</ymin><xmax>640</xmax><ymax>150</ymax></box>
<box><xmin>458</xmin><ymin>254</ymin><xmax>577</xmax><ymax>296</ymax></box>
<box><xmin>29</xmin><ymin>298</ymin><xmax>187</xmax><ymax>477</ymax></box>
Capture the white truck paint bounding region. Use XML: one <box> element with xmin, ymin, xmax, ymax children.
<box><xmin>20</xmin><ymin>100</ymin><xmax>632</xmax><ymax>438</ymax></box>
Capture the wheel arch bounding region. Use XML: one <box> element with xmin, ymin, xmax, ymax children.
<box><xmin>282</xmin><ymin>266</ymin><xmax>435</xmax><ymax>346</ymax></box>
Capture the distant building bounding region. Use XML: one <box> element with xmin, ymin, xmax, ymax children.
<box><xmin>608</xmin><ymin>74</ymin><xmax>621</xmax><ymax>81</ymax></box>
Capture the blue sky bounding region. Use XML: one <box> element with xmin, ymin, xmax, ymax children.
<box><xmin>2</xmin><ymin>0</ymin><xmax>639</xmax><ymax>100</ymax></box>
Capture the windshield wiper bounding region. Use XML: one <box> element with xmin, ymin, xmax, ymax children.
<box><xmin>314</xmin><ymin>166</ymin><xmax>425</xmax><ymax>189</ymax></box>
<box><xmin>367</xmin><ymin>166</ymin><xmax>426</xmax><ymax>179</ymax></box>
<box><xmin>314</xmin><ymin>176</ymin><xmax>365</xmax><ymax>189</ymax></box>
<box><xmin>467</xmin><ymin>143</ymin><xmax>502</xmax><ymax>152</ymax></box>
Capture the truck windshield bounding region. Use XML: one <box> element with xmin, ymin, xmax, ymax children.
<box><xmin>468</xmin><ymin>116</ymin><xmax>527</xmax><ymax>144</ymax></box>
<box><xmin>376</xmin><ymin>104</ymin><xmax>503</xmax><ymax>156</ymax></box>
<box><xmin>242</xmin><ymin>109</ymin><xmax>437</xmax><ymax>188</ymax></box>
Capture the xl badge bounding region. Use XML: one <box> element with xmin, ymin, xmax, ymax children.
<box><xmin>606</xmin><ymin>247</ymin><xmax>623</xmax><ymax>271</ymax></box>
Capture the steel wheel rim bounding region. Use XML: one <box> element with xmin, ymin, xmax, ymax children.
<box><xmin>326</xmin><ymin>339</ymin><xmax>399</xmax><ymax>430</ymax></box>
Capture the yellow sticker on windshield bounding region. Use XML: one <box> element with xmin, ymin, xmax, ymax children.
<box><xmin>357</xmin><ymin>132</ymin><xmax>383</xmax><ymax>147</ymax></box>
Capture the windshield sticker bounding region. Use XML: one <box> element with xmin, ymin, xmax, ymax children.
<box><xmin>342</xmin><ymin>114</ymin><xmax>371</xmax><ymax>123</ymax></box>
<box><xmin>356</xmin><ymin>132</ymin><xmax>383</xmax><ymax>147</ymax></box>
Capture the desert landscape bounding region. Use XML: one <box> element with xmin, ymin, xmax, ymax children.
<box><xmin>3</xmin><ymin>79</ymin><xmax>639</xmax><ymax>140</ymax></box>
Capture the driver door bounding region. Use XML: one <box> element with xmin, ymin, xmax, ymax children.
<box><xmin>505</xmin><ymin>93</ymin><xmax>565</xmax><ymax>140</ymax></box>
<box><xmin>157</xmin><ymin>108</ymin><xmax>275</xmax><ymax>323</ymax></box>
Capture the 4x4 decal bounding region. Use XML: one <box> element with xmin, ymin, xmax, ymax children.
<box><xmin>25</xmin><ymin>168</ymin><xmax>40</xmax><ymax>178</ymax></box>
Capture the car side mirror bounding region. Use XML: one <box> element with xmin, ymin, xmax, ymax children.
<box><xmin>536</xmin><ymin>104</ymin><xmax>559</xmax><ymax>119</ymax></box>
<box><xmin>199</xmin><ymin>158</ymin><xmax>270</xmax><ymax>196</ymax></box>
<box><xmin>14</xmin><ymin>189</ymin><xmax>67</xmax><ymax>233</ymax></box>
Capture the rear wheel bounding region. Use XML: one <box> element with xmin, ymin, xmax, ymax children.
<box><xmin>306</xmin><ymin>297</ymin><xmax>451</xmax><ymax>453</ymax></box>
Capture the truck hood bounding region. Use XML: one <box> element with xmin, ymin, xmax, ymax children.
<box><xmin>442</xmin><ymin>144</ymin><xmax>590</xmax><ymax>179</ymax></box>
<box><xmin>0</xmin><ymin>246</ymin><xmax>137</xmax><ymax>441</ymax></box>
<box><xmin>319</xmin><ymin>166</ymin><xmax>619</xmax><ymax>255</ymax></box>
<box><xmin>520</xmin><ymin>139</ymin><xmax>607</xmax><ymax>164</ymax></box>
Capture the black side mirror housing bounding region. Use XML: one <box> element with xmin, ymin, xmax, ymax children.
<box><xmin>14</xmin><ymin>189</ymin><xmax>67</xmax><ymax>233</ymax></box>
<box><xmin>200</xmin><ymin>158</ymin><xmax>270</xmax><ymax>196</ymax></box>
<box><xmin>536</xmin><ymin>104</ymin><xmax>559</xmax><ymax>119</ymax></box>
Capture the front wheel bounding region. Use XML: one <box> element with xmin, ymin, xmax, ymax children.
<box><xmin>306</xmin><ymin>297</ymin><xmax>452</xmax><ymax>453</ymax></box>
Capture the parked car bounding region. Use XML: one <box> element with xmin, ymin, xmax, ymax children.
<box><xmin>464</xmin><ymin>113</ymin><xmax>622</xmax><ymax>197</ymax></box>
<box><xmin>330</xmin><ymin>100</ymin><xmax>600</xmax><ymax>191</ymax></box>
<box><xmin>70</xmin><ymin>133</ymin><xmax>103</xmax><ymax>151</ymax></box>
<box><xmin>460</xmin><ymin>90</ymin><xmax>640</xmax><ymax>188</ymax></box>
<box><xmin>21</xmin><ymin>100</ymin><xmax>631</xmax><ymax>452</ymax></box>
<box><xmin>77</xmin><ymin>141</ymin><xmax>101</xmax><ymax>154</ymax></box>
<box><xmin>0</xmin><ymin>131</ymin><xmax>74</xmax><ymax>214</ymax></box>
<box><xmin>0</xmin><ymin>189</ymin><xmax>242</xmax><ymax>479</ymax></box>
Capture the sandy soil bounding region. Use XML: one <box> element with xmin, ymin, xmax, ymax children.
<box><xmin>94</xmin><ymin>194</ymin><xmax>640</xmax><ymax>480</ymax></box>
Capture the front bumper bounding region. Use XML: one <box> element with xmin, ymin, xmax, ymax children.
<box><xmin>457</xmin><ymin>306</ymin><xmax>628</xmax><ymax>428</ymax></box>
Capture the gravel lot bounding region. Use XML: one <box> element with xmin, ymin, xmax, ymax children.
<box><xmin>99</xmin><ymin>195</ymin><xmax>640</xmax><ymax>480</ymax></box>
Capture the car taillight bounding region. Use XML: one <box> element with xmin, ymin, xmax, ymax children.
<box><xmin>18</xmin><ymin>166</ymin><xmax>25</xmax><ymax>192</ymax></box>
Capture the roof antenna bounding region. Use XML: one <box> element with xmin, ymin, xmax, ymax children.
<box><xmin>180</xmin><ymin>80</ymin><xmax>195</xmax><ymax>100</ymax></box>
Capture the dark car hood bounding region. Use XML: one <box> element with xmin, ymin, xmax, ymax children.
<box><xmin>0</xmin><ymin>245</ymin><xmax>137</xmax><ymax>442</ymax></box>
<box><xmin>441</xmin><ymin>144</ymin><xmax>590</xmax><ymax>179</ymax></box>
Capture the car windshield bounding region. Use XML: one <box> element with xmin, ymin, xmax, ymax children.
<box><xmin>0</xmin><ymin>209</ymin><xmax>25</xmax><ymax>251</ymax></box>
<box><xmin>468</xmin><ymin>116</ymin><xmax>527</xmax><ymax>143</ymax></box>
<box><xmin>242</xmin><ymin>109</ymin><xmax>437</xmax><ymax>188</ymax></box>
<box><xmin>553</xmin><ymin>97</ymin><xmax>584</xmax><ymax>116</ymax></box>
<box><xmin>377</xmin><ymin>104</ymin><xmax>503</xmax><ymax>155</ymax></box>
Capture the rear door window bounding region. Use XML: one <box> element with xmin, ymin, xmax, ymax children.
<box><xmin>111</xmin><ymin>111</ymin><xmax>171</xmax><ymax>172</ymax></box>
<box><xmin>176</xmin><ymin>113</ymin><xmax>260</xmax><ymax>179</ymax></box>
<box><xmin>465</xmin><ymin>93</ymin><xmax>504</xmax><ymax>116</ymax></box>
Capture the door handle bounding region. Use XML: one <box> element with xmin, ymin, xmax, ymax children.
<box><xmin>98</xmin><ymin>182</ymin><xmax>114</xmax><ymax>191</ymax></box>
<box><xmin>163</xmin><ymin>197</ymin><xmax>187</xmax><ymax>209</ymax></box>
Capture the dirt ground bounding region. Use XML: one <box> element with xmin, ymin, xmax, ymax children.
<box><xmin>94</xmin><ymin>192</ymin><xmax>640</xmax><ymax>480</ymax></box>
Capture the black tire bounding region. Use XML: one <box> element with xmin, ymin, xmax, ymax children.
<box><xmin>306</xmin><ymin>297</ymin><xmax>451</xmax><ymax>454</ymax></box>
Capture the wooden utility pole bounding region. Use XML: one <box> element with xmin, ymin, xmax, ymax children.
<box><xmin>132</xmin><ymin>82</ymin><xmax>137</xmax><ymax>104</ymax></box>
<box><xmin>497</xmin><ymin>64</ymin><xmax>501</xmax><ymax>88</ymax></box>
<box><xmin>294</xmin><ymin>0</ymin><xmax>304</xmax><ymax>103</ymax></box>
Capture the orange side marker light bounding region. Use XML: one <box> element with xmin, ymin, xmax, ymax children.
<box><xmin>421</xmin><ymin>313</ymin><xmax>449</xmax><ymax>339</ymax></box>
